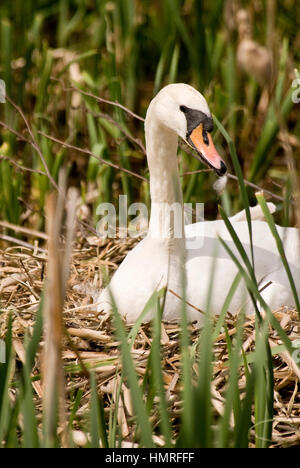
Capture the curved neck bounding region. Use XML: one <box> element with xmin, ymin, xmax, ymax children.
<box><xmin>145</xmin><ymin>113</ymin><xmax>184</xmax><ymax>241</ymax></box>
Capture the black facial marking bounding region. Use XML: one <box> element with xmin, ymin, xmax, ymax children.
<box><xmin>180</xmin><ymin>105</ymin><xmax>214</xmax><ymax>136</ymax></box>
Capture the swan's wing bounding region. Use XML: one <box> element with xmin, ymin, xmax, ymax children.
<box><xmin>185</xmin><ymin>219</ymin><xmax>300</xmax><ymax>279</ymax></box>
<box><xmin>229</xmin><ymin>203</ymin><xmax>276</xmax><ymax>222</ymax></box>
<box><xmin>184</xmin><ymin>204</ymin><xmax>276</xmax><ymax>240</ymax></box>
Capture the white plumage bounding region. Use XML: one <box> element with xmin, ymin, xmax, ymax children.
<box><xmin>96</xmin><ymin>84</ymin><xmax>300</xmax><ymax>324</ymax></box>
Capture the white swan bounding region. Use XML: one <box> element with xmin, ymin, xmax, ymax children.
<box><xmin>97</xmin><ymin>83</ymin><xmax>300</xmax><ymax>324</ymax></box>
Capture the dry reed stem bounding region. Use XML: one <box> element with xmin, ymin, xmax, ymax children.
<box><xmin>42</xmin><ymin>175</ymin><xmax>78</xmax><ymax>448</ymax></box>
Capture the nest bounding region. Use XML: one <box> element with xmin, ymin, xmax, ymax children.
<box><xmin>0</xmin><ymin>230</ymin><xmax>300</xmax><ymax>448</ymax></box>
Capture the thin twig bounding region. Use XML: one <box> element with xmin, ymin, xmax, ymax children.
<box><xmin>180</xmin><ymin>168</ymin><xmax>213</xmax><ymax>176</ymax></box>
<box><xmin>5</xmin><ymin>96</ymin><xmax>60</xmax><ymax>193</ymax></box>
<box><xmin>0</xmin><ymin>234</ymin><xmax>46</xmax><ymax>253</ymax></box>
<box><xmin>87</xmin><ymin>109</ymin><xmax>146</xmax><ymax>154</ymax></box>
<box><xmin>227</xmin><ymin>174</ymin><xmax>285</xmax><ymax>203</ymax></box>
<box><xmin>0</xmin><ymin>119</ymin><xmax>33</xmax><ymax>144</ymax></box>
<box><xmin>0</xmin><ymin>220</ymin><xmax>49</xmax><ymax>240</ymax></box>
<box><xmin>38</xmin><ymin>131</ymin><xmax>148</xmax><ymax>182</ymax></box>
<box><xmin>1</xmin><ymin>85</ymin><xmax>291</xmax><ymax>207</ymax></box>
<box><xmin>0</xmin><ymin>155</ymin><xmax>48</xmax><ymax>177</ymax></box>
<box><xmin>169</xmin><ymin>288</ymin><xmax>205</xmax><ymax>315</ymax></box>
<box><xmin>50</xmin><ymin>76</ymin><xmax>145</xmax><ymax>122</ymax></box>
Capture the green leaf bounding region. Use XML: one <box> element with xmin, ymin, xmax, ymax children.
<box><xmin>110</xmin><ymin>290</ymin><xmax>154</xmax><ymax>448</ymax></box>
<box><xmin>256</xmin><ymin>193</ymin><xmax>300</xmax><ymax>318</ymax></box>
<box><xmin>90</xmin><ymin>372</ymin><xmax>108</xmax><ymax>448</ymax></box>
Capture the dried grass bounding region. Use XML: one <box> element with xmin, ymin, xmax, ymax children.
<box><xmin>0</xmin><ymin>228</ymin><xmax>299</xmax><ymax>448</ymax></box>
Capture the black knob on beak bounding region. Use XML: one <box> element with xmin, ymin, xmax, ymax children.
<box><xmin>216</xmin><ymin>161</ymin><xmax>227</xmax><ymax>176</ymax></box>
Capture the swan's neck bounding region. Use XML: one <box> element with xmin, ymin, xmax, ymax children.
<box><xmin>145</xmin><ymin>114</ymin><xmax>184</xmax><ymax>243</ymax></box>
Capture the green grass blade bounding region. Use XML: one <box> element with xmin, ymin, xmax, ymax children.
<box><xmin>90</xmin><ymin>372</ymin><xmax>108</xmax><ymax>448</ymax></box>
<box><xmin>128</xmin><ymin>288</ymin><xmax>166</xmax><ymax>348</ymax></box>
<box><xmin>25</xmin><ymin>300</ymin><xmax>43</xmax><ymax>372</ymax></box>
<box><xmin>110</xmin><ymin>291</ymin><xmax>154</xmax><ymax>447</ymax></box>
<box><xmin>253</xmin><ymin>321</ymin><xmax>274</xmax><ymax>448</ymax></box>
<box><xmin>151</xmin><ymin>298</ymin><xmax>173</xmax><ymax>447</ymax></box>
<box><xmin>213</xmin><ymin>272</ymin><xmax>242</xmax><ymax>340</ymax></box>
<box><xmin>256</xmin><ymin>193</ymin><xmax>300</xmax><ymax>317</ymax></box>
<box><xmin>233</xmin><ymin>367</ymin><xmax>255</xmax><ymax>447</ymax></box>
<box><xmin>0</xmin><ymin>314</ymin><xmax>14</xmax><ymax>442</ymax></box>
<box><xmin>217</xmin><ymin>235</ymin><xmax>294</xmax><ymax>358</ymax></box>
<box><xmin>218</xmin><ymin>205</ymin><xmax>260</xmax><ymax>318</ymax></box>
<box><xmin>214</xmin><ymin>116</ymin><xmax>255</xmax><ymax>271</ymax></box>
<box><xmin>218</xmin><ymin>313</ymin><xmax>244</xmax><ymax>448</ymax></box>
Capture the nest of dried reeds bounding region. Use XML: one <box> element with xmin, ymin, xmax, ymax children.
<box><xmin>0</xmin><ymin>219</ymin><xmax>300</xmax><ymax>448</ymax></box>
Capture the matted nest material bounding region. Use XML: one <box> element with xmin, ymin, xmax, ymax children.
<box><xmin>0</xmin><ymin>232</ymin><xmax>300</xmax><ymax>448</ymax></box>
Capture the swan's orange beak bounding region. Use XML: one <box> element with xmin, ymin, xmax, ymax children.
<box><xmin>187</xmin><ymin>124</ymin><xmax>227</xmax><ymax>176</ymax></box>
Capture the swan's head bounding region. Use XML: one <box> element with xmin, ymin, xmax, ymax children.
<box><xmin>147</xmin><ymin>83</ymin><xmax>227</xmax><ymax>176</ymax></box>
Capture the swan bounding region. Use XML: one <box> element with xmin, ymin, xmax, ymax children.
<box><xmin>96</xmin><ymin>83</ymin><xmax>300</xmax><ymax>324</ymax></box>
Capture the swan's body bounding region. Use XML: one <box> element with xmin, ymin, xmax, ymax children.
<box><xmin>97</xmin><ymin>84</ymin><xmax>300</xmax><ymax>324</ymax></box>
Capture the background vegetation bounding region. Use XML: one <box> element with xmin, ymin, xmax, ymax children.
<box><xmin>0</xmin><ymin>0</ymin><xmax>299</xmax><ymax>225</ymax></box>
